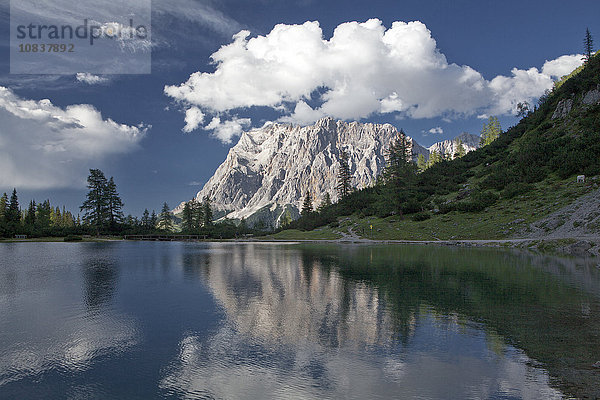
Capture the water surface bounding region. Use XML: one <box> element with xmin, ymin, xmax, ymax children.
<box><xmin>1</xmin><ymin>242</ymin><xmax>599</xmax><ymax>399</ymax></box>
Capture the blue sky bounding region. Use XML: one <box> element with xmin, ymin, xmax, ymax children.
<box><xmin>0</xmin><ymin>0</ymin><xmax>598</xmax><ymax>216</ymax></box>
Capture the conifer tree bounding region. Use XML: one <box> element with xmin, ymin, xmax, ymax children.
<box><xmin>427</xmin><ymin>151</ymin><xmax>443</xmax><ymax>168</ymax></box>
<box><xmin>480</xmin><ymin>116</ymin><xmax>501</xmax><ymax>146</ymax></box>
<box><xmin>191</xmin><ymin>199</ymin><xmax>203</xmax><ymax>230</ymax></box>
<box><xmin>0</xmin><ymin>192</ymin><xmax>7</xmax><ymax>222</ymax></box>
<box><xmin>36</xmin><ymin>200</ymin><xmax>52</xmax><ymax>230</ymax></box>
<box><xmin>6</xmin><ymin>189</ymin><xmax>20</xmax><ymax>225</ymax></box>
<box><xmin>50</xmin><ymin>206</ymin><xmax>61</xmax><ymax>227</ymax></box>
<box><xmin>454</xmin><ymin>139</ymin><xmax>466</xmax><ymax>159</ymax></box>
<box><xmin>584</xmin><ymin>28</ymin><xmax>594</xmax><ymax>63</ymax></box>
<box><xmin>62</xmin><ymin>206</ymin><xmax>75</xmax><ymax>228</ymax></box>
<box><xmin>141</xmin><ymin>209</ymin><xmax>150</xmax><ymax>229</ymax></box>
<box><xmin>384</xmin><ymin>132</ymin><xmax>413</xmax><ymax>188</ymax></box>
<box><xmin>181</xmin><ymin>201</ymin><xmax>194</xmax><ymax>233</ymax></box>
<box><xmin>106</xmin><ymin>177</ymin><xmax>124</xmax><ymax>227</ymax></box>
<box><xmin>416</xmin><ymin>154</ymin><xmax>427</xmax><ymax>172</ymax></box>
<box><xmin>150</xmin><ymin>211</ymin><xmax>158</xmax><ymax>229</ymax></box>
<box><xmin>158</xmin><ymin>202</ymin><xmax>174</xmax><ymax>232</ymax></box>
<box><xmin>301</xmin><ymin>193</ymin><xmax>313</xmax><ymax>216</ymax></box>
<box><xmin>337</xmin><ymin>150</ymin><xmax>352</xmax><ymax>199</ymax></box>
<box><xmin>80</xmin><ymin>169</ymin><xmax>109</xmax><ymax>232</ymax></box>
<box><xmin>202</xmin><ymin>197</ymin><xmax>213</xmax><ymax>227</ymax></box>
<box><xmin>24</xmin><ymin>200</ymin><xmax>36</xmax><ymax>227</ymax></box>
<box><xmin>382</xmin><ymin>132</ymin><xmax>416</xmax><ymax>213</ymax></box>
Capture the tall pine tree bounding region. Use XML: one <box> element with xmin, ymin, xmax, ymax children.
<box><xmin>80</xmin><ymin>169</ymin><xmax>109</xmax><ymax>232</ymax></box>
<box><xmin>0</xmin><ymin>192</ymin><xmax>8</xmax><ymax>223</ymax></box>
<box><xmin>106</xmin><ymin>177</ymin><xmax>124</xmax><ymax>228</ymax></box>
<box><xmin>480</xmin><ymin>116</ymin><xmax>501</xmax><ymax>146</ymax></box>
<box><xmin>191</xmin><ymin>199</ymin><xmax>203</xmax><ymax>230</ymax></box>
<box><xmin>383</xmin><ymin>132</ymin><xmax>412</xmax><ymax>189</ymax></box>
<box><xmin>202</xmin><ymin>197</ymin><xmax>213</xmax><ymax>227</ymax></box>
<box><xmin>181</xmin><ymin>201</ymin><xmax>194</xmax><ymax>233</ymax></box>
<box><xmin>141</xmin><ymin>209</ymin><xmax>151</xmax><ymax>230</ymax></box>
<box><xmin>453</xmin><ymin>139</ymin><xmax>466</xmax><ymax>159</ymax></box>
<box><xmin>337</xmin><ymin>150</ymin><xmax>352</xmax><ymax>199</ymax></box>
<box><xmin>301</xmin><ymin>193</ymin><xmax>313</xmax><ymax>216</ymax></box>
<box><xmin>36</xmin><ymin>200</ymin><xmax>52</xmax><ymax>230</ymax></box>
<box><xmin>150</xmin><ymin>211</ymin><xmax>158</xmax><ymax>230</ymax></box>
<box><xmin>24</xmin><ymin>200</ymin><xmax>37</xmax><ymax>227</ymax></box>
<box><xmin>158</xmin><ymin>202</ymin><xmax>174</xmax><ymax>232</ymax></box>
<box><xmin>584</xmin><ymin>28</ymin><xmax>594</xmax><ymax>63</ymax></box>
<box><xmin>6</xmin><ymin>189</ymin><xmax>20</xmax><ymax>224</ymax></box>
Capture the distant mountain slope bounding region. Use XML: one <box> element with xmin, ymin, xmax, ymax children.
<box><xmin>427</xmin><ymin>132</ymin><xmax>480</xmax><ymax>157</ymax></box>
<box><xmin>176</xmin><ymin>118</ymin><xmax>425</xmax><ymax>225</ymax></box>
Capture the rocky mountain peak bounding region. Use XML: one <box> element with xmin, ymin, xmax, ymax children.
<box><xmin>175</xmin><ymin>119</ymin><xmax>479</xmax><ymax>226</ymax></box>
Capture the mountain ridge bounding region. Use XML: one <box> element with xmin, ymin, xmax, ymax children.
<box><xmin>175</xmin><ymin>118</ymin><xmax>479</xmax><ymax>226</ymax></box>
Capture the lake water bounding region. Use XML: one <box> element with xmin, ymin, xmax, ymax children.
<box><xmin>0</xmin><ymin>242</ymin><xmax>599</xmax><ymax>399</ymax></box>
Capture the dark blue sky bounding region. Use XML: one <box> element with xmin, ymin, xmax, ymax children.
<box><xmin>0</xmin><ymin>0</ymin><xmax>598</xmax><ymax>216</ymax></box>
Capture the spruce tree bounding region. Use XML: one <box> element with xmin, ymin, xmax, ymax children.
<box><xmin>382</xmin><ymin>132</ymin><xmax>416</xmax><ymax>213</ymax></box>
<box><xmin>454</xmin><ymin>139</ymin><xmax>466</xmax><ymax>159</ymax></box>
<box><xmin>337</xmin><ymin>150</ymin><xmax>352</xmax><ymax>199</ymax></box>
<box><xmin>480</xmin><ymin>116</ymin><xmax>501</xmax><ymax>146</ymax></box>
<box><xmin>80</xmin><ymin>169</ymin><xmax>109</xmax><ymax>232</ymax></box>
<box><xmin>36</xmin><ymin>200</ymin><xmax>52</xmax><ymax>230</ymax></box>
<box><xmin>191</xmin><ymin>199</ymin><xmax>203</xmax><ymax>230</ymax></box>
<box><xmin>50</xmin><ymin>206</ymin><xmax>61</xmax><ymax>227</ymax></box>
<box><xmin>141</xmin><ymin>209</ymin><xmax>150</xmax><ymax>229</ymax></box>
<box><xmin>416</xmin><ymin>154</ymin><xmax>427</xmax><ymax>172</ymax></box>
<box><xmin>150</xmin><ymin>211</ymin><xmax>158</xmax><ymax>230</ymax></box>
<box><xmin>181</xmin><ymin>201</ymin><xmax>194</xmax><ymax>233</ymax></box>
<box><xmin>6</xmin><ymin>189</ymin><xmax>20</xmax><ymax>224</ymax></box>
<box><xmin>427</xmin><ymin>151</ymin><xmax>442</xmax><ymax>168</ymax></box>
<box><xmin>24</xmin><ymin>200</ymin><xmax>37</xmax><ymax>227</ymax></box>
<box><xmin>158</xmin><ymin>202</ymin><xmax>174</xmax><ymax>232</ymax></box>
<box><xmin>106</xmin><ymin>177</ymin><xmax>124</xmax><ymax>228</ymax></box>
<box><xmin>301</xmin><ymin>193</ymin><xmax>313</xmax><ymax>216</ymax></box>
<box><xmin>63</xmin><ymin>207</ymin><xmax>75</xmax><ymax>228</ymax></box>
<box><xmin>0</xmin><ymin>192</ymin><xmax>7</xmax><ymax>222</ymax></box>
<box><xmin>383</xmin><ymin>133</ymin><xmax>412</xmax><ymax>189</ymax></box>
<box><xmin>202</xmin><ymin>197</ymin><xmax>213</xmax><ymax>227</ymax></box>
<box><xmin>584</xmin><ymin>28</ymin><xmax>594</xmax><ymax>63</ymax></box>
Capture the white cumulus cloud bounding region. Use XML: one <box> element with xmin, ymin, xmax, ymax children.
<box><xmin>428</xmin><ymin>127</ymin><xmax>443</xmax><ymax>135</ymax></box>
<box><xmin>0</xmin><ymin>86</ymin><xmax>147</xmax><ymax>189</ymax></box>
<box><xmin>205</xmin><ymin>116</ymin><xmax>251</xmax><ymax>143</ymax></box>
<box><xmin>541</xmin><ymin>54</ymin><xmax>584</xmax><ymax>78</ymax></box>
<box><xmin>165</xmin><ymin>19</ymin><xmax>584</xmax><ymax>143</ymax></box>
<box><xmin>76</xmin><ymin>73</ymin><xmax>110</xmax><ymax>85</ymax></box>
<box><xmin>183</xmin><ymin>106</ymin><xmax>205</xmax><ymax>133</ymax></box>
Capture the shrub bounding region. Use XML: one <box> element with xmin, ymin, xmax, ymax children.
<box><xmin>502</xmin><ymin>182</ymin><xmax>533</xmax><ymax>199</ymax></box>
<box><xmin>412</xmin><ymin>211</ymin><xmax>431</xmax><ymax>221</ymax></box>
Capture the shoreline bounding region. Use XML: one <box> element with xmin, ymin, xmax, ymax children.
<box><xmin>257</xmin><ymin>236</ymin><xmax>600</xmax><ymax>257</ymax></box>
<box><xmin>2</xmin><ymin>236</ymin><xmax>599</xmax><ymax>257</ymax></box>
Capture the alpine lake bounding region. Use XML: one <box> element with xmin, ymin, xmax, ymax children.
<box><xmin>1</xmin><ymin>241</ymin><xmax>599</xmax><ymax>399</ymax></box>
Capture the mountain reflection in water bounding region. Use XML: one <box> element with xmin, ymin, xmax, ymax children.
<box><xmin>1</xmin><ymin>242</ymin><xmax>598</xmax><ymax>399</ymax></box>
<box><xmin>162</xmin><ymin>243</ymin><xmax>599</xmax><ymax>399</ymax></box>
